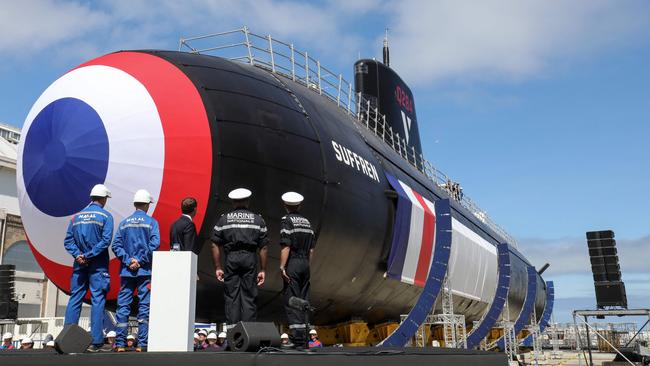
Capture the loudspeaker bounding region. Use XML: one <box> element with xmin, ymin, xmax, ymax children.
<box><xmin>0</xmin><ymin>264</ymin><xmax>16</xmax><ymax>272</ymax></box>
<box><xmin>587</xmin><ymin>238</ymin><xmax>615</xmax><ymax>248</ymax></box>
<box><xmin>0</xmin><ymin>284</ymin><xmax>14</xmax><ymax>298</ymax></box>
<box><xmin>586</xmin><ymin>230</ymin><xmax>614</xmax><ymax>240</ymax></box>
<box><xmin>589</xmin><ymin>247</ymin><xmax>617</xmax><ymax>256</ymax></box>
<box><xmin>228</xmin><ymin>322</ymin><xmax>280</xmax><ymax>352</ymax></box>
<box><xmin>0</xmin><ymin>265</ymin><xmax>16</xmax><ymax>317</ymax></box>
<box><xmin>595</xmin><ymin>281</ymin><xmax>627</xmax><ymax>308</ymax></box>
<box><xmin>54</xmin><ymin>324</ymin><xmax>92</xmax><ymax>354</ymax></box>
<box><xmin>0</xmin><ymin>301</ymin><xmax>18</xmax><ymax>319</ymax></box>
<box><xmin>586</xmin><ymin>230</ymin><xmax>625</xmax><ymax>293</ymax></box>
<box><xmin>593</xmin><ymin>273</ymin><xmax>621</xmax><ymax>282</ymax></box>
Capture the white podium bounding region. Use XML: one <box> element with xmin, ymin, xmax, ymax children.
<box><xmin>148</xmin><ymin>251</ymin><xmax>197</xmax><ymax>352</ymax></box>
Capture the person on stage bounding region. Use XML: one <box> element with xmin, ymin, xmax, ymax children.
<box><xmin>278</xmin><ymin>192</ymin><xmax>316</xmax><ymax>348</ymax></box>
<box><xmin>112</xmin><ymin>189</ymin><xmax>160</xmax><ymax>352</ymax></box>
<box><xmin>170</xmin><ymin>197</ymin><xmax>200</xmax><ymax>254</ymax></box>
<box><xmin>211</xmin><ymin>188</ymin><xmax>268</xmax><ymax>329</ymax></box>
<box><xmin>62</xmin><ymin>184</ymin><xmax>114</xmax><ymax>352</ymax></box>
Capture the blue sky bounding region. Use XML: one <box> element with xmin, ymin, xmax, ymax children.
<box><xmin>1</xmin><ymin>0</ymin><xmax>649</xmax><ymax>323</ymax></box>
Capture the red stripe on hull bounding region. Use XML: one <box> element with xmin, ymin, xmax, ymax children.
<box><xmin>412</xmin><ymin>192</ymin><xmax>435</xmax><ymax>287</ymax></box>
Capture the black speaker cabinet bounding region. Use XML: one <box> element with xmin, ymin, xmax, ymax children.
<box><xmin>0</xmin><ymin>300</ymin><xmax>18</xmax><ymax>319</ymax></box>
<box><xmin>54</xmin><ymin>324</ymin><xmax>92</xmax><ymax>354</ymax></box>
<box><xmin>586</xmin><ymin>230</ymin><xmax>614</xmax><ymax>240</ymax></box>
<box><xmin>0</xmin><ymin>264</ymin><xmax>15</xmax><ymax>303</ymax></box>
<box><xmin>595</xmin><ymin>281</ymin><xmax>627</xmax><ymax>309</ymax></box>
<box><xmin>228</xmin><ymin>321</ymin><xmax>280</xmax><ymax>352</ymax></box>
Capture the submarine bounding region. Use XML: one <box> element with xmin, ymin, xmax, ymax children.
<box><xmin>16</xmin><ymin>28</ymin><xmax>552</xmax><ymax>346</ymax></box>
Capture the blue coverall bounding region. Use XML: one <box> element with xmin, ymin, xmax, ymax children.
<box><xmin>111</xmin><ymin>209</ymin><xmax>160</xmax><ymax>348</ymax></box>
<box><xmin>63</xmin><ymin>202</ymin><xmax>114</xmax><ymax>346</ymax></box>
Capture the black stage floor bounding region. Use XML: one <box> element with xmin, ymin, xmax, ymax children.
<box><xmin>0</xmin><ymin>347</ymin><xmax>507</xmax><ymax>366</ymax></box>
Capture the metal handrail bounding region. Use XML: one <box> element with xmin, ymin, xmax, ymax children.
<box><xmin>178</xmin><ymin>26</ymin><xmax>518</xmax><ymax>248</ymax></box>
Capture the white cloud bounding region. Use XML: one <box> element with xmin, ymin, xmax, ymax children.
<box><xmin>518</xmin><ymin>235</ymin><xmax>650</xmax><ymax>276</ymax></box>
<box><xmin>0</xmin><ymin>0</ymin><xmax>370</xmax><ymax>68</ymax></box>
<box><xmin>2</xmin><ymin>0</ymin><xmax>649</xmax><ymax>84</ymax></box>
<box><xmin>0</xmin><ymin>0</ymin><xmax>109</xmax><ymax>57</ymax></box>
<box><xmin>386</xmin><ymin>0</ymin><xmax>650</xmax><ymax>84</ymax></box>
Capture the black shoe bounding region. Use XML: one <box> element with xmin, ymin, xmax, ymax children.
<box><xmin>281</xmin><ymin>342</ymin><xmax>295</xmax><ymax>350</ymax></box>
<box><xmin>99</xmin><ymin>344</ymin><xmax>113</xmax><ymax>352</ymax></box>
<box><xmin>87</xmin><ymin>344</ymin><xmax>103</xmax><ymax>353</ymax></box>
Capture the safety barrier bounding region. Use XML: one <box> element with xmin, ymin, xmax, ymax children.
<box><xmin>0</xmin><ymin>317</ymin><xmax>90</xmax><ymax>348</ymax></box>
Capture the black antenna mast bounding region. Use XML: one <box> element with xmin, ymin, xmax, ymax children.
<box><xmin>383</xmin><ymin>28</ymin><xmax>390</xmax><ymax>67</ymax></box>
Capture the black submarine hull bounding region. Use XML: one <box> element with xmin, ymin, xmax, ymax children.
<box><xmin>139</xmin><ymin>51</ymin><xmax>546</xmax><ymax>325</ymax></box>
<box><xmin>17</xmin><ymin>49</ymin><xmax>547</xmax><ymax>328</ymax></box>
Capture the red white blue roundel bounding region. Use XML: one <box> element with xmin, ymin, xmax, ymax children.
<box><xmin>17</xmin><ymin>52</ymin><xmax>213</xmax><ymax>299</ymax></box>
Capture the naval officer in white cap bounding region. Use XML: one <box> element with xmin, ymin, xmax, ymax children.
<box><xmin>278</xmin><ymin>191</ymin><xmax>316</xmax><ymax>349</ymax></box>
<box><xmin>211</xmin><ymin>188</ymin><xmax>269</xmax><ymax>328</ymax></box>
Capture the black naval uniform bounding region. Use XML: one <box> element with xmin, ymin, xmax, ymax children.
<box><xmin>280</xmin><ymin>213</ymin><xmax>315</xmax><ymax>345</ymax></box>
<box><xmin>212</xmin><ymin>208</ymin><xmax>268</xmax><ymax>326</ymax></box>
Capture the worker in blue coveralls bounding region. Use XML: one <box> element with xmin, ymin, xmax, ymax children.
<box><xmin>63</xmin><ymin>184</ymin><xmax>114</xmax><ymax>352</ymax></box>
<box><xmin>112</xmin><ymin>189</ymin><xmax>160</xmax><ymax>352</ymax></box>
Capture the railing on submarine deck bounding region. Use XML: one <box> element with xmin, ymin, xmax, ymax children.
<box><xmin>178</xmin><ymin>26</ymin><xmax>519</xmax><ymax>249</ymax></box>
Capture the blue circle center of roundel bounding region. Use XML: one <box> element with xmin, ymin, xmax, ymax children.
<box><xmin>23</xmin><ymin>97</ymin><xmax>109</xmax><ymax>217</ymax></box>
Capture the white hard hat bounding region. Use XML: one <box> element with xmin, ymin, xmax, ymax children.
<box><xmin>21</xmin><ymin>337</ymin><xmax>33</xmax><ymax>344</ymax></box>
<box><xmin>106</xmin><ymin>330</ymin><xmax>116</xmax><ymax>338</ymax></box>
<box><xmin>218</xmin><ymin>332</ymin><xmax>227</xmax><ymax>339</ymax></box>
<box><xmin>228</xmin><ymin>188</ymin><xmax>252</xmax><ymax>200</ymax></box>
<box><xmin>280</xmin><ymin>333</ymin><xmax>289</xmax><ymax>339</ymax></box>
<box><xmin>126</xmin><ymin>334</ymin><xmax>136</xmax><ymax>340</ymax></box>
<box><xmin>133</xmin><ymin>189</ymin><xmax>154</xmax><ymax>203</ymax></box>
<box><xmin>281</xmin><ymin>192</ymin><xmax>304</xmax><ymax>205</ymax></box>
<box><xmin>90</xmin><ymin>184</ymin><xmax>111</xmax><ymax>198</ymax></box>
<box><xmin>207</xmin><ymin>332</ymin><xmax>217</xmax><ymax>340</ymax></box>
<box><xmin>46</xmin><ymin>341</ymin><xmax>55</xmax><ymax>347</ymax></box>
<box><xmin>2</xmin><ymin>332</ymin><xmax>12</xmax><ymax>340</ymax></box>
<box><xmin>197</xmin><ymin>329</ymin><xmax>208</xmax><ymax>336</ymax></box>
<box><xmin>309</xmin><ymin>329</ymin><xmax>317</xmax><ymax>335</ymax></box>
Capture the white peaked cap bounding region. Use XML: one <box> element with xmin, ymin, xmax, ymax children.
<box><xmin>280</xmin><ymin>333</ymin><xmax>289</xmax><ymax>339</ymax></box>
<box><xmin>90</xmin><ymin>184</ymin><xmax>112</xmax><ymax>198</ymax></box>
<box><xmin>193</xmin><ymin>333</ymin><xmax>200</xmax><ymax>339</ymax></box>
<box><xmin>2</xmin><ymin>332</ymin><xmax>12</xmax><ymax>340</ymax></box>
<box><xmin>133</xmin><ymin>189</ymin><xmax>154</xmax><ymax>203</ymax></box>
<box><xmin>218</xmin><ymin>332</ymin><xmax>227</xmax><ymax>338</ymax></box>
<box><xmin>106</xmin><ymin>331</ymin><xmax>116</xmax><ymax>338</ymax></box>
<box><xmin>282</xmin><ymin>191</ymin><xmax>304</xmax><ymax>205</ymax></box>
<box><xmin>207</xmin><ymin>333</ymin><xmax>217</xmax><ymax>340</ymax></box>
<box><xmin>197</xmin><ymin>329</ymin><xmax>208</xmax><ymax>336</ymax></box>
<box><xmin>309</xmin><ymin>329</ymin><xmax>317</xmax><ymax>335</ymax></box>
<box><xmin>228</xmin><ymin>188</ymin><xmax>252</xmax><ymax>200</ymax></box>
<box><xmin>21</xmin><ymin>337</ymin><xmax>33</xmax><ymax>344</ymax></box>
<box><xmin>127</xmin><ymin>334</ymin><xmax>136</xmax><ymax>340</ymax></box>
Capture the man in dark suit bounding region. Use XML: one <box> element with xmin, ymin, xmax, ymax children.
<box><xmin>170</xmin><ymin>197</ymin><xmax>200</xmax><ymax>254</ymax></box>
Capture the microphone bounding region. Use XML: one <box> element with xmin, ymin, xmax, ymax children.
<box><xmin>288</xmin><ymin>296</ymin><xmax>314</xmax><ymax>311</ymax></box>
